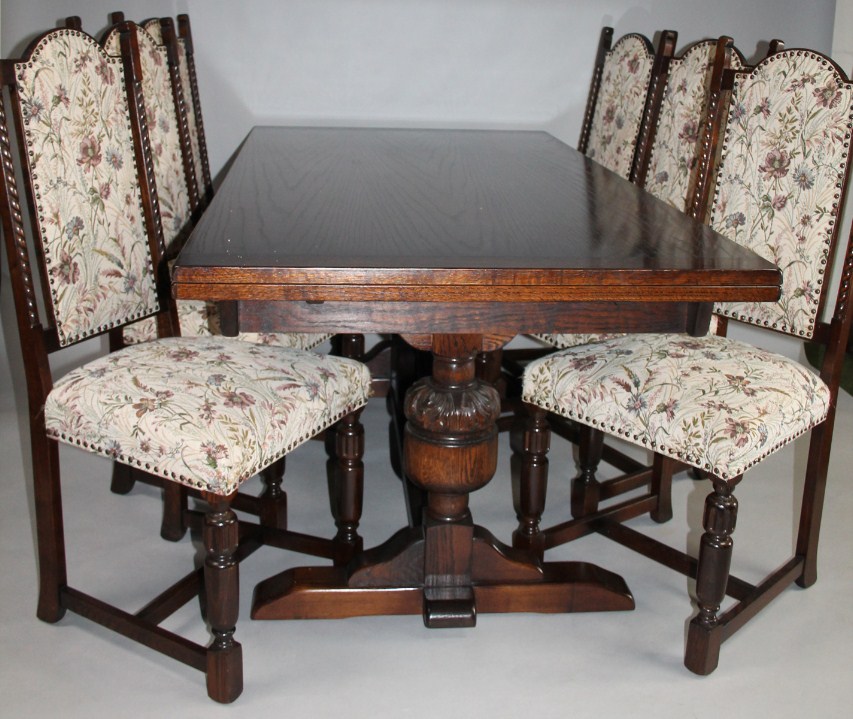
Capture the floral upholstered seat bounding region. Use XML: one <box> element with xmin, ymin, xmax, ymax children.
<box><xmin>523</xmin><ymin>333</ymin><xmax>829</xmax><ymax>480</ymax></box>
<box><xmin>46</xmin><ymin>337</ymin><xmax>370</xmax><ymax>494</ymax></box>
<box><xmin>526</xmin><ymin>48</ymin><xmax>852</xmax><ymax>480</ymax></box>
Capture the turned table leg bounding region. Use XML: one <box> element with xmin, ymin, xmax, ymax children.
<box><xmin>403</xmin><ymin>334</ymin><xmax>500</xmax><ymax>627</ymax></box>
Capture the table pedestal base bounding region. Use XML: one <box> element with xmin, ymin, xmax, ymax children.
<box><xmin>251</xmin><ymin>525</ymin><xmax>633</xmax><ymax>624</ymax></box>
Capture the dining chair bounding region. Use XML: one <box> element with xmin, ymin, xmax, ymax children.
<box><xmin>102</xmin><ymin>11</ymin><xmax>213</xmax><ymax>207</ymax></box>
<box><xmin>496</xmin><ymin>36</ymin><xmax>744</xmax><ymax>519</ymax></box>
<box><xmin>524</xmin><ymin>37</ymin><xmax>753</xmax><ymax>517</ymax></box>
<box><xmin>103</xmin><ymin>17</ymin><xmax>333</xmax><ymax>352</ymax></box>
<box><xmin>0</xmin><ymin>26</ymin><xmax>372</xmax><ymax>701</ymax></box>
<box><xmin>495</xmin><ymin>28</ymin><xmax>680</xmax><ymax>379</ymax></box>
<box><xmin>516</xmin><ymin>46</ymin><xmax>853</xmax><ymax>674</ymax></box>
<box><xmin>95</xmin><ymin>19</ymin><xmax>339</xmax><ymax>538</ymax></box>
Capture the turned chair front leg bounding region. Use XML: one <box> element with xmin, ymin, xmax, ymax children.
<box><xmin>331</xmin><ymin>406</ymin><xmax>366</xmax><ymax>565</ymax></box>
<box><xmin>685</xmin><ymin>476</ymin><xmax>739</xmax><ymax>675</ymax></box>
<box><xmin>203</xmin><ymin>495</ymin><xmax>243</xmax><ymax>703</ymax></box>
<box><xmin>572</xmin><ymin>425</ymin><xmax>603</xmax><ymax>518</ymax></box>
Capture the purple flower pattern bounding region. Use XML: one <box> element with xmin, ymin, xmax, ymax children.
<box><xmin>523</xmin><ymin>333</ymin><xmax>830</xmax><ymax>480</ymax></box>
<box><xmin>14</xmin><ymin>31</ymin><xmax>158</xmax><ymax>347</ymax></box>
<box><xmin>586</xmin><ymin>35</ymin><xmax>654</xmax><ymax>178</ymax></box>
<box><xmin>45</xmin><ymin>337</ymin><xmax>372</xmax><ymax>494</ymax></box>
<box><xmin>711</xmin><ymin>52</ymin><xmax>853</xmax><ymax>338</ymax></box>
<box><xmin>645</xmin><ymin>41</ymin><xmax>743</xmax><ymax>212</ymax></box>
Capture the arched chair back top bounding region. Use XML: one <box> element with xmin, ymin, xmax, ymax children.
<box><xmin>4</xmin><ymin>28</ymin><xmax>167</xmax><ymax>348</ymax></box>
<box><xmin>637</xmin><ymin>36</ymin><xmax>746</xmax><ymax>214</ymax></box>
<box><xmin>142</xmin><ymin>18</ymin><xmax>164</xmax><ymax>43</ymax></box>
<box><xmin>578</xmin><ymin>27</ymin><xmax>677</xmax><ymax>180</ymax></box>
<box><xmin>703</xmin><ymin>49</ymin><xmax>853</xmax><ymax>340</ymax></box>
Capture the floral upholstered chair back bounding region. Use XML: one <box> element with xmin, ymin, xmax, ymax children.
<box><xmin>103</xmin><ymin>22</ymin><xmax>215</xmax><ymax>344</ymax></box>
<box><xmin>709</xmin><ymin>50</ymin><xmax>853</xmax><ymax>339</ymax></box>
<box><xmin>11</xmin><ymin>29</ymin><xmax>161</xmax><ymax>347</ymax></box>
<box><xmin>103</xmin><ymin>24</ymin><xmax>192</xmax><ymax>252</ymax></box>
<box><xmin>643</xmin><ymin>39</ymin><xmax>744</xmax><ymax>213</ymax></box>
<box><xmin>584</xmin><ymin>33</ymin><xmax>656</xmax><ymax>179</ymax></box>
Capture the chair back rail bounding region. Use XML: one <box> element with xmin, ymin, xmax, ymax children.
<box><xmin>577</xmin><ymin>27</ymin><xmax>613</xmax><ymax>157</ymax></box>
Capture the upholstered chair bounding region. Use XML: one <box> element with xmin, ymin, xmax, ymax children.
<box><xmin>0</xmin><ymin>27</ymin><xmax>372</xmax><ymax>701</ymax></box>
<box><xmin>579</xmin><ymin>27</ymin><xmax>676</xmax><ymax>180</ymax></box>
<box><xmin>517</xmin><ymin>47</ymin><xmax>853</xmax><ymax>674</ymax></box>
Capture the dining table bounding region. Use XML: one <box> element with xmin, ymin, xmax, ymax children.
<box><xmin>171</xmin><ymin>125</ymin><xmax>781</xmax><ymax>628</ymax></box>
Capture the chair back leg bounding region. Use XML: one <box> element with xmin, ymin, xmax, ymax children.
<box><xmin>34</xmin><ymin>434</ymin><xmax>68</xmax><ymax>623</ymax></box>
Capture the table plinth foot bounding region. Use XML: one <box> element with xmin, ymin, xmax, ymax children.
<box><xmin>474</xmin><ymin>562</ymin><xmax>634</xmax><ymax>614</ymax></box>
<box><xmin>250</xmin><ymin>525</ymin><xmax>633</xmax><ymax>621</ymax></box>
<box><xmin>423</xmin><ymin>592</ymin><xmax>476</xmax><ymax>628</ymax></box>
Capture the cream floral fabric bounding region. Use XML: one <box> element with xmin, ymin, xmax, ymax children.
<box><xmin>45</xmin><ymin>337</ymin><xmax>372</xmax><ymax>495</ymax></box>
<box><xmin>523</xmin><ymin>333</ymin><xmax>830</xmax><ymax>480</ymax></box>
<box><xmin>142</xmin><ymin>20</ymin><xmax>163</xmax><ymax>43</ymax></box>
<box><xmin>585</xmin><ymin>34</ymin><xmax>654</xmax><ymax>178</ymax></box>
<box><xmin>122</xmin><ymin>298</ymin><xmax>214</xmax><ymax>344</ymax></box>
<box><xmin>14</xmin><ymin>30</ymin><xmax>159</xmax><ymax>347</ymax></box>
<box><xmin>103</xmin><ymin>27</ymin><xmax>192</xmax><ymax>248</ymax></box>
<box><xmin>538</xmin><ymin>37</ymin><xmax>654</xmax><ymax>350</ymax></box>
<box><xmin>237</xmin><ymin>331</ymin><xmax>333</xmax><ymax>350</ymax></box>
<box><xmin>710</xmin><ymin>52</ymin><xmax>853</xmax><ymax>338</ymax></box>
<box><xmin>644</xmin><ymin>41</ymin><xmax>743</xmax><ymax>212</ymax></box>
<box><xmin>103</xmin><ymin>27</ymin><xmax>206</xmax><ymax>345</ymax></box>
<box><xmin>123</xmin><ymin>300</ymin><xmax>331</xmax><ymax>347</ymax></box>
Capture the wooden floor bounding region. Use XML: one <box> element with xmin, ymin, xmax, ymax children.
<box><xmin>1</xmin><ymin>342</ymin><xmax>852</xmax><ymax>716</ymax></box>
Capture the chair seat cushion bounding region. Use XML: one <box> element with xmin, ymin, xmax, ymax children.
<box><xmin>45</xmin><ymin>337</ymin><xmax>371</xmax><ymax>494</ymax></box>
<box><xmin>123</xmin><ymin>300</ymin><xmax>331</xmax><ymax>350</ymax></box>
<box><xmin>522</xmin><ymin>333</ymin><xmax>830</xmax><ymax>479</ymax></box>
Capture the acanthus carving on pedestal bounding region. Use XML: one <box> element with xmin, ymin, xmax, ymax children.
<box><xmin>404</xmin><ymin>377</ymin><xmax>500</xmax><ymax>439</ymax></box>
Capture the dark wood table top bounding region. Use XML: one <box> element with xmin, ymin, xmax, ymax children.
<box><xmin>172</xmin><ymin>126</ymin><xmax>780</xmax><ymax>311</ymax></box>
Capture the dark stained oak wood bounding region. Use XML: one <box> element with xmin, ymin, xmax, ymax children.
<box><xmin>172</xmin><ymin>127</ymin><xmax>781</xmax><ymax>627</ymax></box>
<box><xmin>173</xmin><ymin>127</ymin><xmax>780</xmax><ymax>309</ymax></box>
